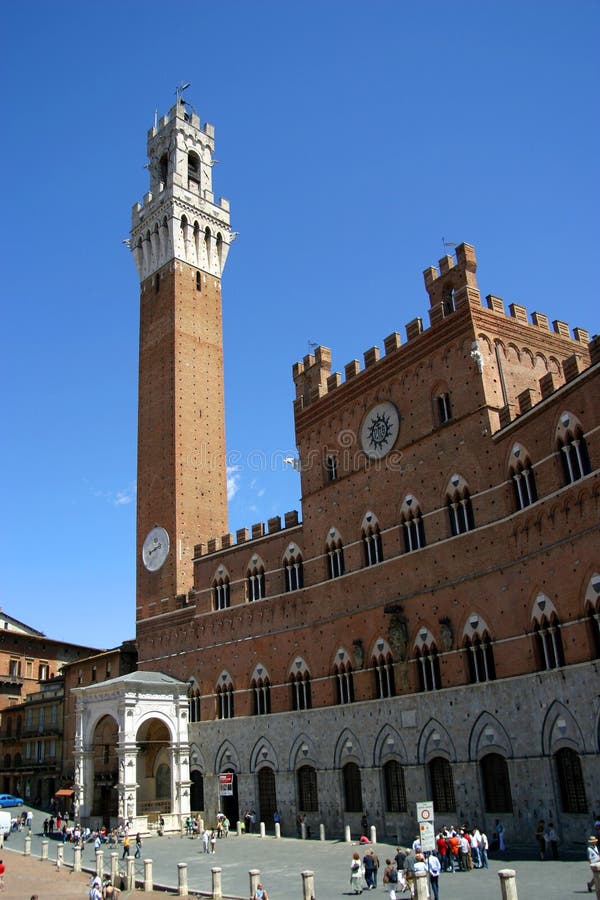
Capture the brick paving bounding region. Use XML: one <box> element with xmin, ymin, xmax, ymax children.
<box><xmin>0</xmin><ymin>826</ymin><xmax>593</xmax><ymax>899</ymax></box>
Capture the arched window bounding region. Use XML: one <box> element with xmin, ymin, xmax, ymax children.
<box><xmin>188</xmin><ymin>151</ymin><xmax>201</xmax><ymax>189</ymax></box>
<box><xmin>159</xmin><ymin>152</ymin><xmax>168</xmax><ymax>187</ymax></box>
<box><xmin>326</xmin><ymin>530</ymin><xmax>345</xmax><ymax>579</ymax></box>
<box><xmin>297</xmin><ymin>765</ymin><xmax>319</xmax><ymax>812</ymax></box>
<box><xmin>464</xmin><ymin>632</ymin><xmax>496</xmax><ymax>683</ymax></box>
<box><xmin>204</xmin><ymin>227</ymin><xmax>211</xmax><ymax>267</ymax></box>
<box><xmin>555</xmin><ymin>748</ymin><xmax>588</xmax><ymax>813</ymax></box>
<box><xmin>447</xmin><ymin>479</ymin><xmax>475</xmax><ymax>536</ymax></box>
<box><xmin>216</xmin><ymin>673</ymin><xmax>234</xmax><ymax>720</ymax></box>
<box><xmin>212</xmin><ymin>573</ymin><xmax>230</xmax><ymax>610</ymax></box>
<box><xmin>251</xmin><ymin>668</ymin><xmax>271</xmax><ymax>715</ymax></box>
<box><xmin>325</xmin><ymin>454</ymin><xmax>338</xmax><ymax>482</ymax></box>
<box><xmin>558</xmin><ymin>419</ymin><xmax>591</xmax><ymax>485</ymax></box>
<box><xmin>258</xmin><ymin>767</ymin><xmax>277</xmax><ymax>824</ymax></box>
<box><xmin>343</xmin><ymin>761</ymin><xmax>363</xmax><ymax>812</ymax></box>
<box><xmin>415</xmin><ymin>633</ymin><xmax>441</xmax><ymax>691</ymax></box>
<box><xmin>334</xmin><ymin>654</ymin><xmax>354</xmax><ymax>705</ymax></box>
<box><xmin>429</xmin><ymin>757</ymin><xmax>456</xmax><ymax>814</ymax></box>
<box><xmin>372</xmin><ymin>648</ymin><xmax>395</xmax><ymax>699</ymax></box>
<box><xmin>156</xmin><ymin>763</ymin><xmax>171</xmax><ymax>800</ymax></box>
<box><xmin>290</xmin><ymin>659</ymin><xmax>312</xmax><ymax>711</ymax></box>
<box><xmin>188</xmin><ymin>686</ymin><xmax>201</xmax><ymax>723</ymax></box>
<box><xmin>533</xmin><ymin>611</ymin><xmax>565</xmax><ymax>670</ymax></box>
<box><xmin>585</xmin><ymin>575</ymin><xmax>600</xmax><ymax>658</ymax></box>
<box><xmin>247</xmin><ymin>562</ymin><xmax>265</xmax><ymax>602</ymax></box>
<box><xmin>400</xmin><ymin>495</ymin><xmax>426</xmax><ymax>552</ymax></box>
<box><xmin>190</xmin><ymin>770</ymin><xmax>204</xmax><ymax>811</ymax></box>
<box><xmin>480</xmin><ymin>753</ymin><xmax>513</xmax><ymax>812</ymax></box>
<box><xmin>442</xmin><ymin>286</ymin><xmax>455</xmax><ymax>316</ymax></box>
<box><xmin>510</xmin><ymin>444</ymin><xmax>538</xmax><ymax>510</ymax></box>
<box><xmin>383</xmin><ymin>760</ymin><xmax>407</xmax><ymax>812</ymax></box>
<box><xmin>362</xmin><ymin>514</ymin><xmax>383</xmax><ymax>566</ymax></box>
<box><xmin>437</xmin><ymin>392</ymin><xmax>452</xmax><ymax>424</ymax></box>
<box><xmin>196</xmin><ymin>270</ymin><xmax>202</xmax><ymax>291</ymax></box>
<box><xmin>283</xmin><ymin>545</ymin><xmax>304</xmax><ymax>592</ymax></box>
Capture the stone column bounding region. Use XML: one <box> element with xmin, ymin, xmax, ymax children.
<box><xmin>302</xmin><ymin>870</ymin><xmax>315</xmax><ymax>899</ymax></box>
<box><xmin>144</xmin><ymin>858</ymin><xmax>153</xmax><ymax>892</ymax></box>
<box><xmin>498</xmin><ymin>868</ymin><xmax>519</xmax><ymax>900</ymax></box>
<box><xmin>73</xmin><ymin>845</ymin><xmax>82</xmax><ymax>871</ymax></box>
<box><xmin>275</xmin><ymin>822</ymin><xmax>281</xmax><ymax>839</ymax></box>
<box><xmin>260</xmin><ymin>821</ymin><xmax>266</xmax><ymax>838</ymax></box>
<box><xmin>344</xmin><ymin>824</ymin><xmax>351</xmax><ymax>842</ymax></box>
<box><xmin>249</xmin><ymin>868</ymin><xmax>260</xmax><ymax>897</ymax></box>
<box><xmin>41</xmin><ymin>840</ymin><xmax>48</xmax><ymax>860</ymax></box>
<box><xmin>126</xmin><ymin>856</ymin><xmax>135</xmax><ymax>891</ymax></box>
<box><xmin>212</xmin><ymin>866</ymin><xmax>223</xmax><ymax>899</ymax></box>
<box><xmin>369</xmin><ymin>825</ymin><xmax>377</xmax><ymax>844</ymax></box>
<box><xmin>590</xmin><ymin>861</ymin><xmax>600</xmax><ymax>897</ymax></box>
<box><xmin>24</xmin><ymin>834</ymin><xmax>31</xmax><ymax>855</ymax></box>
<box><xmin>95</xmin><ymin>849</ymin><xmax>104</xmax><ymax>876</ymax></box>
<box><xmin>178</xmin><ymin>862</ymin><xmax>188</xmax><ymax>896</ymax></box>
<box><xmin>319</xmin><ymin>823</ymin><xmax>325</xmax><ymax>841</ymax></box>
<box><xmin>414</xmin><ymin>870</ymin><xmax>428</xmax><ymax>900</ymax></box>
<box><xmin>110</xmin><ymin>852</ymin><xmax>119</xmax><ymax>885</ymax></box>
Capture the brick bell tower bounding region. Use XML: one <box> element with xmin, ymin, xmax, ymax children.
<box><xmin>131</xmin><ymin>98</ymin><xmax>232</xmax><ymax>620</ymax></box>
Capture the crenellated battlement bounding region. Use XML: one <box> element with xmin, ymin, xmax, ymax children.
<box><xmin>292</xmin><ymin>242</ymin><xmax>593</xmax><ymax>413</ymax></box>
<box><xmin>193</xmin><ymin>510</ymin><xmax>301</xmax><ymax>560</ymax></box>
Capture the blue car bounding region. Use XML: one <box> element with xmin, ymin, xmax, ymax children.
<box><xmin>0</xmin><ymin>794</ymin><xmax>23</xmax><ymax>807</ymax></box>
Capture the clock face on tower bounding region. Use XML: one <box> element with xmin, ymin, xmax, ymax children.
<box><xmin>360</xmin><ymin>401</ymin><xmax>401</xmax><ymax>459</ymax></box>
<box><xmin>142</xmin><ymin>526</ymin><xmax>170</xmax><ymax>572</ymax></box>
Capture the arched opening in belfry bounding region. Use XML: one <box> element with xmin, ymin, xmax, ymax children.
<box><xmin>135</xmin><ymin>719</ymin><xmax>172</xmax><ymax>816</ymax></box>
<box><xmin>91</xmin><ymin>715</ymin><xmax>119</xmax><ymax>825</ymax></box>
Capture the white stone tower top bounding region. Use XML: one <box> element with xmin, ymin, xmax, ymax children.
<box><xmin>130</xmin><ymin>99</ymin><xmax>232</xmax><ymax>281</ymax></box>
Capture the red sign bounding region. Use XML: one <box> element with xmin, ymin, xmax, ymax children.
<box><xmin>219</xmin><ymin>773</ymin><xmax>234</xmax><ymax>796</ymax></box>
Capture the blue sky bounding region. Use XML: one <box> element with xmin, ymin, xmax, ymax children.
<box><xmin>1</xmin><ymin>0</ymin><xmax>598</xmax><ymax>649</ymax></box>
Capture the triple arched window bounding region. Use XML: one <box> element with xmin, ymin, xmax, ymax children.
<box><xmin>464</xmin><ymin>629</ymin><xmax>496</xmax><ymax>683</ymax></box>
<box><xmin>416</xmin><ymin>631</ymin><xmax>441</xmax><ymax>691</ymax></box>
<box><xmin>362</xmin><ymin>514</ymin><xmax>383</xmax><ymax>566</ymax></box>
<box><xmin>510</xmin><ymin>445</ymin><xmax>538</xmax><ymax>510</ymax></box>
<box><xmin>251</xmin><ymin>665</ymin><xmax>271</xmax><ymax>715</ymax></box>
<box><xmin>372</xmin><ymin>644</ymin><xmax>395</xmax><ymax>699</ymax></box>
<box><xmin>283</xmin><ymin>546</ymin><xmax>304</xmax><ymax>592</ymax></box>
<box><xmin>334</xmin><ymin>652</ymin><xmax>354</xmax><ymax>704</ymax></box>
<box><xmin>212</xmin><ymin>573</ymin><xmax>231</xmax><ymax>610</ymax></box>
<box><xmin>532</xmin><ymin>597</ymin><xmax>565</xmax><ymax>670</ymax></box>
<box><xmin>216</xmin><ymin>673</ymin><xmax>234</xmax><ymax>719</ymax></box>
<box><xmin>247</xmin><ymin>561</ymin><xmax>266</xmax><ymax>602</ymax></box>
<box><xmin>326</xmin><ymin>530</ymin><xmax>345</xmax><ymax>579</ymax></box>
<box><xmin>400</xmin><ymin>495</ymin><xmax>426</xmax><ymax>552</ymax></box>
<box><xmin>446</xmin><ymin>475</ymin><xmax>475</xmax><ymax>536</ymax></box>
<box><xmin>290</xmin><ymin>658</ymin><xmax>312</xmax><ymax>711</ymax></box>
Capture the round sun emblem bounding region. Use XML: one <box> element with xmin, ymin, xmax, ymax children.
<box><xmin>360</xmin><ymin>402</ymin><xmax>400</xmax><ymax>459</ymax></box>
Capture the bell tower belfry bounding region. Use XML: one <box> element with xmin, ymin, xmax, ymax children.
<box><xmin>131</xmin><ymin>99</ymin><xmax>232</xmax><ymax>620</ymax></box>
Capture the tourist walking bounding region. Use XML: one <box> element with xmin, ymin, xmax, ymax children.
<box><xmin>587</xmin><ymin>835</ymin><xmax>599</xmax><ymax>892</ymax></box>
<box><xmin>350</xmin><ymin>851</ymin><xmax>364</xmax><ymax>894</ymax></box>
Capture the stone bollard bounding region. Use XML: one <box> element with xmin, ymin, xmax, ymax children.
<box><xmin>178</xmin><ymin>862</ymin><xmax>188</xmax><ymax>897</ymax></box>
<box><xmin>73</xmin><ymin>844</ymin><xmax>82</xmax><ymax>871</ymax></box>
<box><xmin>24</xmin><ymin>833</ymin><xmax>31</xmax><ymax>855</ymax></box>
<box><xmin>301</xmin><ymin>869</ymin><xmax>315</xmax><ymax>900</ymax></box>
<box><xmin>590</xmin><ymin>861</ymin><xmax>600</xmax><ymax>897</ymax></box>
<box><xmin>414</xmin><ymin>870</ymin><xmax>428</xmax><ymax>900</ymax></box>
<box><xmin>275</xmin><ymin>822</ymin><xmax>281</xmax><ymax>839</ymax></box>
<box><xmin>319</xmin><ymin>823</ymin><xmax>325</xmax><ymax>841</ymax></box>
<box><xmin>301</xmin><ymin>821</ymin><xmax>307</xmax><ymax>840</ymax></box>
<box><xmin>144</xmin><ymin>858</ymin><xmax>153</xmax><ymax>892</ymax></box>
<box><xmin>110</xmin><ymin>852</ymin><xmax>119</xmax><ymax>885</ymax></box>
<box><xmin>369</xmin><ymin>825</ymin><xmax>377</xmax><ymax>844</ymax></box>
<box><xmin>344</xmin><ymin>824</ymin><xmax>351</xmax><ymax>843</ymax></box>
<box><xmin>96</xmin><ymin>848</ymin><xmax>104</xmax><ymax>876</ymax></box>
<box><xmin>498</xmin><ymin>868</ymin><xmax>519</xmax><ymax>900</ymax></box>
<box><xmin>212</xmin><ymin>866</ymin><xmax>223</xmax><ymax>899</ymax></box>
<box><xmin>260</xmin><ymin>821</ymin><xmax>266</xmax><ymax>838</ymax></box>
<box><xmin>249</xmin><ymin>867</ymin><xmax>261</xmax><ymax>897</ymax></box>
<box><xmin>126</xmin><ymin>856</ymin><xmax>135</xmax><ymax>891</ymax></box>
<box><xmin>41</xmin><ymin>839</ymin><xmax>48</xmax><ymax>860</ymax></box>
<box><xmin>237</xmin><ymin>820</ymin><xmax>243</xmax><ymax>837</ymax></box>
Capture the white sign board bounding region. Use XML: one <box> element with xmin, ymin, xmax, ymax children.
<box><xmin>416</xmin><ymin>801</ymin><xmax>436</xmax><ymax>852</ymax></box>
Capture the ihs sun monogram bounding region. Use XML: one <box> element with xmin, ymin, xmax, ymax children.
<box><xmin>366</xmin><ymin>411</ymin><xmax>394</xmax><ymax>452</ymax></box>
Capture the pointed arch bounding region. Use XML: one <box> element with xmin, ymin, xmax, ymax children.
<box><xmin>361</xmin><ymin>511</ymin><xmax>383</xmax><ymax>566</ymax></box>
<box><xmin>468</xmin><ymin>712</ymin><xmax>514</xmax><ymax>761</ymax></box>
<box><xmin>509</xmin><ymin>442</ymin><xmax>538</xmax><ymax>510</ymax></box>
<box><xmin>289</xmin><ymin>656</ymin><xmax>312</xmax><ymax>711</ymax></box>
<box><xmin>333</xmin><ymin>648</ymin><xmax>354</xmax><ymax>704</ymax></box>
<box><xmin>246</xmin><ymin>554</ymin><xmax>266</xmax><ymax>602</ymax></box>
<box><xmin>400</xmin><ymin>494</ymin><xmax>426</xmax><ymax>552</ymax></box>
<box><xmin>531</xmin><ymin>593</ymin><xmax>564</xmax><ymax>670</ymax></box>
<box><xmin>371</xmin><ymin>637</ymin><xmax>395</xmax><ymax>699</ymax></box>
<box><xmin>216</xmin><ymin>670</ymin><xmax>234</xmax><ymax>720</ymax></box>
<box><xmin>556</xmin><ymin>410</ymin><xmax>591</xmax><ymax>484</ymax></box>
<box><xmin>249</xmin><ymin>736</ymin><xmax>278</xmax><ymax>772</ymax></box>
<box><xmin>212</xmin><ymin>565</ymin><xmax>231</xmax><ymax>610</ymax></box>
<box><xmin>250</xmin><ymin>663</ymin><xmax>270</xmax><ymax>715</ymax></box>
<box><xmin>541</xmin><ymin>700</ymin><xmax>586</xmax><ymax>756</ymax></box>
<box><xmin>325</xmin><ymin>527</ymin><xmax>345</xmax><ymax>578</ymax></box>
<box><xmin>417</xmin><ymin>718</ymin><xmax>456</xmax><ymax>764</ymax></box>
<box><xmin>445</xmin><ymin>474</ymin><xmax>475</xmax><ymax>535</ymax></box>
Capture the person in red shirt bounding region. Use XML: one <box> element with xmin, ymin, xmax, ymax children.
<box><xmin>436</xmin><ymin>832</ymin><xmax>448</xmax><ymax>870</ymax></box>
<box><xmin>447</xmin><ymin>832</ymin><xmax>460</xmax><ymax>872</ymax></box>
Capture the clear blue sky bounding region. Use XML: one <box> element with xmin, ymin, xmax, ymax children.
<box><xmin>1</xmin><ymin>0</ymin><xmax>598</xmax><ymax>649</ymax></box>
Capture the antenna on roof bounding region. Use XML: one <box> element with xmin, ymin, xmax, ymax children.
<box><xmin>175</xmin><ymin>81</ymin><xmax>191</xmax><ymax>104</ymax></box>
<box><xmin>308</xmin><ymin>340</ymin><xmax>319</xmax><ymax>353</ymax></box>
<box><xmin>442</xmin><ymin>237</ymin><xmax>457</xmax><ymax>253</ymax></box>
